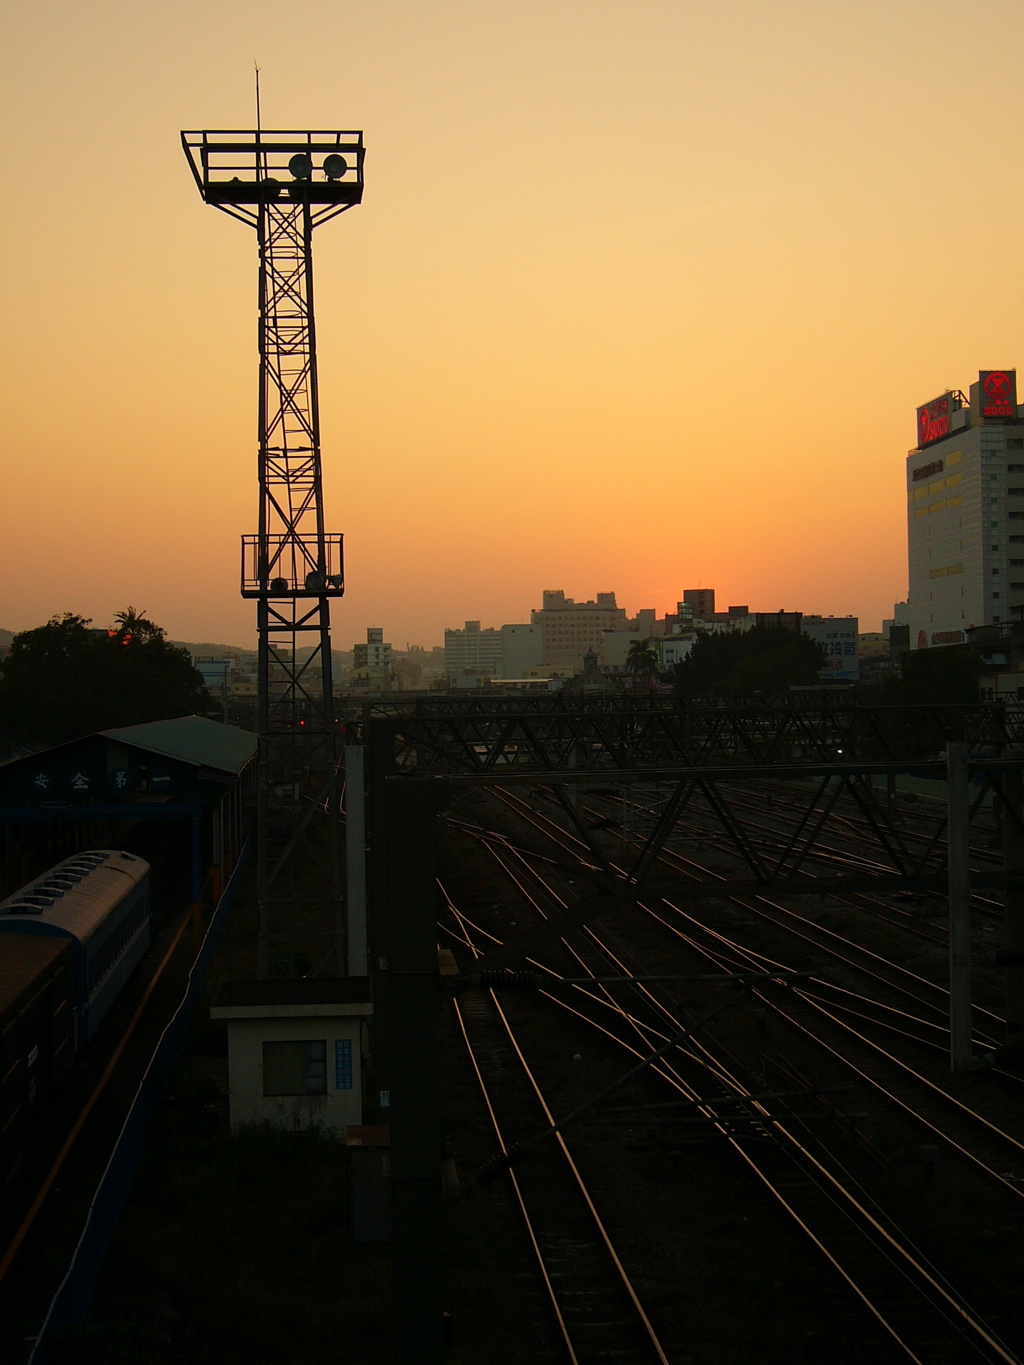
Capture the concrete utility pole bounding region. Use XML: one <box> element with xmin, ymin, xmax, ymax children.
<box><xmin>344</xmin><ymin>738</ymin><xmax>368</xmax><ymax>975</ymax></box>
<box><xmin>1002</xmin><ymin>769</ymin><xmax>1024</xmax><ymax>1039</ymax></box>
<box><xmin>374</xmin><ymin>773</ymin><xmax>448</xmax><ymax>1364</ymax></box>
<box><xmin>947</xmin><ymin>743</ymin><xmax>973</xmax><ymax>1070</ymax></box>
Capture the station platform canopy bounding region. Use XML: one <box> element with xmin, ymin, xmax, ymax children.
<box><xmin>0</xmin><ymin>715</ymin><xmax>256</xmax><ymax>808</ymax></box>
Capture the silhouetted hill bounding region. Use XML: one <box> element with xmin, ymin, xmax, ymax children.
<box><xmin>169</xmin><ymin>639</ymin><xmax>257</xmax><ymax>659</ymax></box>
<box><xmin>3</xmin><ymin>631</ymin><xmax>355</xmax><ymax>669</ymax></box>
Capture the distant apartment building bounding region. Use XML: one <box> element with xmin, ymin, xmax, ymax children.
<box><xmin>392</xmin><ymin>656</ymin><xmax>424</xmax><ymax>690</ymax></box>
<box><xmin>599</xmin><ymin>630</ymin><xmax>695</xmax><ymax>674</ymax></box>
<box><xmin>669</xmin><ymin>593</ymin><xmax>750</xmax><ymax>629</ymax></box>
<box><xmin>634</xmin><ymin>608</ymin><xmax>662</xmax><ymax>639</ymax></box>
<box><xmin>444</xmin><ymin>621</ymin><xmax>503</xmax><ymax>677</ymax></box>
<box><xmin>228</xmin><ymin>657</ymin><xmax>259</xmax><ymax>697</ymax></box>
<box><xmin>353</xmin><ymin>627</ymin><xmax>392</xmax><ymax>672</ymax></box>
<box><xmin>532</xmin><ymin>590</ymin><xmax>627</xmax><ymax>670</ymax></box>
<box><xmin>349</xmin><ymin>627</ymin><xmax>395</xmax><ymax>691</ymax></box>
<box><xmin>500</xmin><ymin>624</ymin><xmax>543</xmax><ymax>678</ymax></box>
<box><xmin>683</xmin><ymin>588</ymin><xmax>716</xmax><ymax>620</ymax></box>
<box><xmin>906</xmin><ymin>370</ymin><xmax>1024</xmax><ymax>648</ymax></box>
<box><xmin>659</xmin><ymin>636</ymin><xmax>694</xmax><ymax>668</ymax></box>
<box><xmin>599</xmin><ymin>631</ymin><xmax>638</xmax><ymax>672</ymax></box>
<box><xmin>755</xmin><ymin>610</ymin><xmax>801</xmax><ymax>632</ymax></box>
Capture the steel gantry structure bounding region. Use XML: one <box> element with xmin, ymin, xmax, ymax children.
<box><xmin>349</xmin><ymin>698</ymin><xmax>1024</xmax><ymax>1362</ymax></box>
<box><xmin>183</xmin><ymin>128</ymin><xmax>364</xmax><ymax>975</ymax></box>
<box><xmin>361</xmin><ymin>694</ymin><xmax>1024</xmax><ymax>768</ymax></box>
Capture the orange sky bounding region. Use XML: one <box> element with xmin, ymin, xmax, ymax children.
<box><xmin>3</xmin><ymin>1</ymin><xmax>1023</xmax><ymax>648</ymax></box>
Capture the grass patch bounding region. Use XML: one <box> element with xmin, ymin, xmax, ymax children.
<box><xmin>67</xmin><ymin>1114</ymin><xmax>388</xmax><ymax>1365</ymax></box>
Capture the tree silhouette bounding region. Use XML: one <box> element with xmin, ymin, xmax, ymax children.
<box><xmin>113</xmin><ymin>605</ymin><xmax>163</xmax><ymax>646</ymax></box>
<box><xmin>671</xmin><ymin>626</ymin><xmax>826</xmax><ymax>699</ymax></box>
<box><xmin>0</xmin><ymin>611</ymin><xmax>215</xmax><ymax>745</ymax></box>
<box><xmin>882</xmin><ymin>644</ymin><xmax>982</xmax><ymax>704</ymax></box>
<box><xmin>626</xmin><ymin>637</ymin><xmax>661</xmax><ymax>692</ymax></box>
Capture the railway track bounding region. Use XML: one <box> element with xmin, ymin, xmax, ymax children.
<box><xmin>596</xmin><ymin>784</ymin><xmax>998</xmax><ymax>931</ymax></box>
<box><xmin>444</xmin><ymin>889</ymin><xmax>673</xmax><ymax>1364</ymax></box>
<box><xmin>439</xmin><ymin>786</ymin><xmax>1024</xmax><ymax>1359</ymax></box>
<box><xmin>493</xmin><ymin>785</ymin><xmax>1014</xmax><ymax>1054</ymax></box>
<box><xmin>444</xmin><ymin>875</ymin><xmax>1021</xmax><ymax>1362</ymax></box>
<box><xmin>479</xmin><ymin>809</ymin><xmax>1024</xmax><ymax>1193</ymax></box>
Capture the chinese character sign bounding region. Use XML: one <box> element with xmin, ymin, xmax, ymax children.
<box><xmin>802</xmin><ymin>618</ymin><xmax>860</xmax><ymax>683</ymax></box>
<box><xmin>916</xmin><ymin>392</ymin><xmax>954</xmax><ymax>447</ymax></box>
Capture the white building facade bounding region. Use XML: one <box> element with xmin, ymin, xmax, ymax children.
<box><xmin>444</xmin><ymin>621</ymin><xmax>504</xmax><ymax>677</ymax></box>
<box><xmin>500</xmin><ymin>623</ymin><xmax>543</xmax><ymax>678</ymax></box>
<box><xmin>531</xmin><ymin>590</ymin><xmax>628</xmax><ymax>671</ymax></box>
<box><xmin>907</xmin><ymin>371</ymin><xmax>1024</xmax><ymax>648</ymax></box>
<box><xmin>211</xmin><ymin>980</ymin><xmax>371</xmax><ymax>1137</ymax></box>
<box><xmin>353</xmin><ymin>627</ymin><xmax>393</xmax><ymax>671</ymax></box>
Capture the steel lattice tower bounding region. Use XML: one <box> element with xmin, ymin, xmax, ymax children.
<box><xmin>182</xmin><ymin>129</ymin><xmax>364</xmax><ymax>976</ymax></box>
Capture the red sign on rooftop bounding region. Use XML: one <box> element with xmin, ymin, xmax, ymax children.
<box><xmin>981</xmin><ymin>370</ymin><xmax>1017</xmax><ymax>419</ymax></box>
<box><xmin>916</xmin><ymin>392</ymin><xmax>954</xmax><ymax>448</ymax></box>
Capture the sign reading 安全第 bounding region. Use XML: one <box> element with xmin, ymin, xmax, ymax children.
<box><xmin>917</xmin><ymin>392</ymin><xmax>955</xmax><ymax>447</ymax></box>
<box><xmin>981</xmin><ymin>370</ymin><xmax>1017</xmax><ymax>419</ymax></box>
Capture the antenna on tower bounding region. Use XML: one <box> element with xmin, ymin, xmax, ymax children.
<box><xmin>254</xmin><ymin>62</ymin><xmax>262</xmax><ymax>131</ymax></box>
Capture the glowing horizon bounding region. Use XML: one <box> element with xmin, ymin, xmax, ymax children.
<box><xmin>3</xmin><ymin>2</ymin><xmax>1021</xmax><ymax>650</ymax></box>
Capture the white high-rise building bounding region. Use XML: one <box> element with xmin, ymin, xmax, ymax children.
<box><xmin>906</xmin><ymin>370</ymin><xmax>1024</xmax><ymax>648</ymax></box>
<box><xmin>444</xmin><ymin>621</ymin><xmax>504</xmax><ymax>677</ymax></box>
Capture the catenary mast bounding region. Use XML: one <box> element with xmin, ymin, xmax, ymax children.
<box><xmin>182</xmin><ymin>127</ymin><xmax>364</xmax><ymax>976</ymax></box>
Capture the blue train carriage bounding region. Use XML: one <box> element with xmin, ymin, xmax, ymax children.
<box><xmin>0</xmin><ymin>851</ymin><xmax>151</xmax><ymax>1046</ymax></box>
<box><xmin>0</xmin><ymin>935</ymin><xmax>74</xmax><ymax>1183</ymax></box>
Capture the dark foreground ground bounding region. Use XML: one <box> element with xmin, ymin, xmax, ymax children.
<box><xmin>8</xmin><ymin>803</ymin><xmax>1024</xmax><ymax>1363</ymax></box>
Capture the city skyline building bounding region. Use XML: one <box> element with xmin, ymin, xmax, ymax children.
<box><xmin>350</xmin><ymin>626</ymin><xmax>396</xmax><ymax>690</ymax></box>
<box><xmin>353</xmin><ymin>626</ymin><xmax>393</xmax><ymax>672</ymax></box>
<box><xmin>531</xmin><ymin>590</ymin><xmax>628</xmax><ymax>669</ymax></box>
<box><xmin>683</xmin><ymin>588</ymin><xmax>716</xmax><ymax>620</ymax></box>
<box><xmin>500</xmin><ymin>623</ymin><xmax>543</xmax><ymax>678</ymax></box>
<box><xmin>438</xmin><ymin>585</ymin><xmax>867</xmax><ymax>686</ymax></box>
<box><xmin>906</xmin><ymin>371</ymin><xmax>1024</xmax><ymax>648</ymax></box>
<box><xmin>444</xmin><ymin>620</ymin><xmax>504</xmax><ymax>677</ymax></box>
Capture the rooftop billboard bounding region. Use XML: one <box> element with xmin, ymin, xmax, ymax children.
<box><xmin>916</xmin><ymin>391</ymin><xmax>955</xmax><ymax>448</ymax></box>
<box><xmin>980</xmin><ymin>370</ymin><xmax>1017</xmax><ymax>419</ymax></box>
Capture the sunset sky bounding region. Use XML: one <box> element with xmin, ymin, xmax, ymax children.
<box><xmin>3</xmin><ymin>1</ymin><xmax>1023</xmax><ymax>648</ymax></box>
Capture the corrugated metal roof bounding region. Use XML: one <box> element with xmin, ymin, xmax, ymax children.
<box><xmin>0</xmin><ymin>850</ymin><xmax>149</xmax><ymax>944</ymax></box>
<box><xmin>101</xmin><ymin>716</ymin><xmax>256</xmax><ymax>776</ymax></box>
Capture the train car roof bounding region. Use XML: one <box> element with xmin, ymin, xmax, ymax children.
<box><xmin>0</xmin><ymin>850</ymin><xmax>150</xmax><ymax>945</ymax></box>
<box><xmin>0</xmin><ymin>936</ymin><xmax>70</xmax><ymax>1019</ymax></box>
